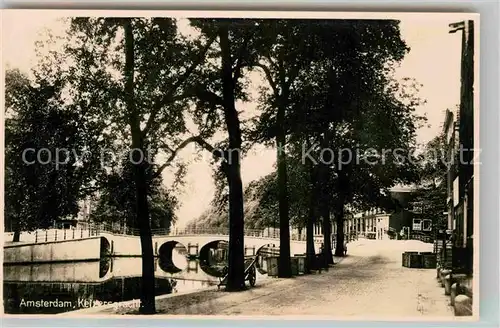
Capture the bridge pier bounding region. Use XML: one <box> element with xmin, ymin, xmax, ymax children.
<box><xmin>187</xmin><ymin>243</ymin><xmax>199</xmax><ymax>257</ymax></box>
<box><xmin>244</xmin><ymin>246</ymin><xmax>256</xmax><ymax>256</ymax></box>
<box><xmin>187</xmin><ymin>260</ymin><xmax>198</xmax><ymax>273</ymax></box>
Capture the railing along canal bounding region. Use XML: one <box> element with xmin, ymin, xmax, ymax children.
<box><xmin>6</xmin><ymin>222</ymin><xmax>328</xmax><ymax>244</ymax></box>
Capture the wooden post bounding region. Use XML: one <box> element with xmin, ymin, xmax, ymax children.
<box><xmin>81</xmin><ymin>229</ymin><xmax>83</xmax><ymax>238</ymax></box>
<box><xmin>35</xmin><ymin>230</ymin><xmax>38</xmax><ymax>243</ymax></box>
<box><xmin>45</xmin><ymin>230</ymin><xmax>48</xmax><ymax>242</ymax></box>
<box><xmin>73</xmin><ymin>228</ymin><xmax>75</xmax><ymax>239</ymax></box>
<box><xmin>55</xmin><ymin>230</ymin><xmax>57</xmax><ymax>241</ymax></box>
<box><xmin>64</xmin><ymin>229</ymin><xmax>67</xmax><ymax>240</ymax></box>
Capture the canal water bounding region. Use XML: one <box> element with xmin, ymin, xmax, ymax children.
<box><xmin>3</xmin><ymin>244</ymin><xmax>272</xmax><ymax>314</ymax></box>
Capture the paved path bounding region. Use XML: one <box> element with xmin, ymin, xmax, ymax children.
<box><xmin>78</xmin><ymin>239</ymin><xmax>453</xmax><ymax>318</ymax></box>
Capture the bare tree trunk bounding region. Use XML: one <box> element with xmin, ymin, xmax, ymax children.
<box><xmin>334</xmin><ymin>168</ymin><xmax>348</xmax><ymax>257</ymax></box>
<box><xmin>317</xmin><ymin>129</ymin><xmax>334</xmax><ymax>266</ymax></box>
<box><xmin>12</xmin><ymin>230</ymin><xmax>20</xmax><ymax>242</ymax></box>
<box><xmin>321</xmin><ymin>199</ymin><xmax>334</xmax><ymax>266</ymax></box>
<box><xmin>305</xmin><ymin>143</ymin><xmax>317</xmax><ymax>273</ymax></box>
<box><xmin>124</xmin><ymin>19</ymin><xmax>156</xmax><ymax>314</ymax></box>
<box><xmin>277</xmin><ymin>111</ymin><xmax>292</xmax><ymax>278</ymax></box>
<box><xmin>219</xmin><ymin>24</ymin><xmax>245</xmax><ymax>291</ymax></box>
<box><xmin>225</xmin><ymin>161</ymin><xmax>245</xmax><ymax>290</ymax></box>
<box><xmin>133</xmin><ymin>162</ymin><xmax>156</xmax><ymax>313</ymax></box>
<box><xmin>306</xmin><ymin>213</ymin><xmax>316</xmax><ymax>273</ymax></box>
<box><xmin>334</xmin><ymin>196</ymin><xmax>346</xmax><ymax>257</ymax></box>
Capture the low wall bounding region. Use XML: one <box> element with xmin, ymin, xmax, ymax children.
<box><xmin>105</xmin><ymin>234</ymin><xmax>144</xmax><ymax>256</ymax></box>
<box><xmin>4</xmin><ymin>237</ymin><xmax>102</xmax><ymax>264</ymax></box>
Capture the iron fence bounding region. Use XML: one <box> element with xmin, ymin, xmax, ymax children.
<box><xmin>4</xmin><ymin>228</ymin><xmax>100</xmax><ymax>244</ymax></box>
<box><xmin>6</xmin><ymin>223</ymin><xmax>329</xmax><ymax>244</ymax></box>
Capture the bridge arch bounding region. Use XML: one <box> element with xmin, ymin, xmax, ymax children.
<box><xmin>196</xmin><ymin>239</ymin><xmax>280</xmax><ymax>276</ymax></box>
<box><xmin>253</xmin><ymin>243</ymin><xmax>279</xmax><ymax>274</ymax></box>
<box><xmin>198</xmin><ymin>240</ymin><xmax>229</xmax><ymax>277</ymax></box>
<box><xmin>100</xmin><ymin>236</ymin><xmax>111</xmax><ymax>257</ymax></box>
<box><xmin>98</xmin><ymin>236</ymin><xmax>113</xmax><ymax>278</ymax></box>
<box><xmin>158</xmin><ymin>241</ymin><xmax>188</xmax><ymax>273</ymax></box>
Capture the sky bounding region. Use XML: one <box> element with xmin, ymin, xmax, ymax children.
<box><xmin>2</xmin><ymin>11</ymin><xmax>468</xmax><ymax>228</ymax></box>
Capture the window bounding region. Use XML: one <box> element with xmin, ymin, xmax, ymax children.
<box><xmin>409</xmin><ymin>202</ymin><xmax>424</xmax><ymax>213</ymax></box>
<box><xmin>422</xmin><ymin>219</ymin><xmax>432</xmax><ymax>231</ymax></box>
<box><xmin>412</xmin><ymin>219</ymin><xmax>422</xmax><ymax>231</ymax></box>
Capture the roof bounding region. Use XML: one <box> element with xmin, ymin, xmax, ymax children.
<box><xmin>389</xmin><ymin>185</ymin><xmax>416</xmax><ymax>193</ymax></box>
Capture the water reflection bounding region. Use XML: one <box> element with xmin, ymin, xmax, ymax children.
<box><xmin>199</xmin><ymin>240</ymin><xmax>230</xmax><ymax>277</ymax></box>
<box><xmin>3</xmin><ymin>244</ymin><xmax>272</xmax><ymax>314</ymax></box>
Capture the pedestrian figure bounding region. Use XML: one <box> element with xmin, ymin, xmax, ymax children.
<box><xmin>343</xmin><ymin>240</ymin><xmax>348</xmax><ymax>256</ymax></box>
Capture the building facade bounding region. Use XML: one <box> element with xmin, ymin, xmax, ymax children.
<box><xmin>331</xmin><ymin>208</ymin><xmax>390</xmax><ymax>240</ymax></box>
<box><xmin>443</xmin><ymin>20</ymin><xmax>475</xmax><ymax>276</ymax></box>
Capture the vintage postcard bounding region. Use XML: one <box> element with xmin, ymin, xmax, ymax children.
<box><xmin>1</xmin><ymin>10</ymin><xmax>479</xmax><ymax>320</ymax></box>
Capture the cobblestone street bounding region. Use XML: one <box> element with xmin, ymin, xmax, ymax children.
<box><xmin>209</xmin><ymin>240</ymin><xmax>453</xmax><ymax>318</ymax></box>
<box><xmin>84</xmin><ymin>239</ymin><xmax>453</xmax><ymax>318</ymax></box>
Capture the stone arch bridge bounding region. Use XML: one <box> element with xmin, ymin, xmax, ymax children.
<box><xmin>99</xmin><ymin>229</ymin><xmax>324</xmax><ymax>278</ymax></box>
<box><xmin>4</xmin><ymin>227</ymin><xmax>325</xmax><ymax>284</ymax></box>
<box><xmin>103</xmin><ymin>229</ymin><xmax>323</xmax><ymax>260</ymax></box>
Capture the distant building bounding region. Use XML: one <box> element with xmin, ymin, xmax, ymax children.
<box><xmin>333</xmin><ymin>207</ymin><xmax>389</xmax><ymax>240</ymax></box>
<box><xmin>328</xmin><ymin>188</ymin><xmax>435</xmax><ymax>242</ymax></box>
<box><xmin>54</xmin><ymin>196</ymin><xmax>95</xmax><ymax>229</ymax></box>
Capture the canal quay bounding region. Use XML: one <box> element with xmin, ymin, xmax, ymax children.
<box><xmin>69</xmin><ymin>239</ymin><xmax>454</xmax><ymax>317</ymax></box>
<box><xmin>3</xmin><ymin>227</ymin><xmax>316</xmax><ymax>315</ymax></box>
<box><xmin>7</xmin><ymin>238</ymin><xmax>453</xmax><ymax>318</ymax></box>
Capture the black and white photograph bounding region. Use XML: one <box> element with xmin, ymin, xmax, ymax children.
<box><xmin>1</xmin><ymin>10</ymin><xmax>479</xmax><ymax>319</ymax></box>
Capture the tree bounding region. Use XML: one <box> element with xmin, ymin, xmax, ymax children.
<box><xmin>251</xmin><ymin>19</ymin><xmax>345</xmax><ymax>274</ymax></box>
<box><xmin>331</xmin><ymin>74</ymin><xmax>425</xmax><ymax>255</ymax></box>
<box><xmin>220</xmin><ymin>141</ymin><xmax>320</xmax><ymax>273</ymax></box>
<box><xmin>283</xmin><ymin>20</ymin><xmax>422</xmax><ymax>258</ymax></box>
<box><xmin>412</xmin><ymin>134</ymin><xmax>448</xmax><ymax>232</ymax></box>
<box><xmin>89</xmin><ymin>158</ymin><xmax>179</xmax><ymax>232</ymax></box>
<box><xmin>63</xmin><ymin>17</ymin><xmax>215</xmax><ymax>313</ymax></box>
<box><xmin>4</xmin><ymin>69</ymin><xmax>100</xmax><ymax>241</ymax></box>
<box><xmin>291</xmin><ymin>138</ymin><xmax>322</xmax><ymax>272</ymax></box>
<box><xmin>186</xmin><ymin>18</ymin><xmax>265</xmax><ymax>291</ymax></box>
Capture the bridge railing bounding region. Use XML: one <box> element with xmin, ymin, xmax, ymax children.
<box><xmin>170</xmin><ymin>228</ymin><xmax>276</xmax><ymax>238</ymax></box>
<box><xmin>4</xmin><ymin>228</ymin><xmax>100</xmax><ymax>244</ymax></box>
<box><xmin>76</xmin><ymin>222</ymin><xmax>169</xmax><ymax>236</ymax></box>
<box><xmin>6</xmin><ymin>223</ymin><xmax>326</xmax><ymax>245</ymax></box>
<box><xmin>170</xmin><ymin>227</ymin><xmax>315</xmax><ymax>242</ymax></box>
